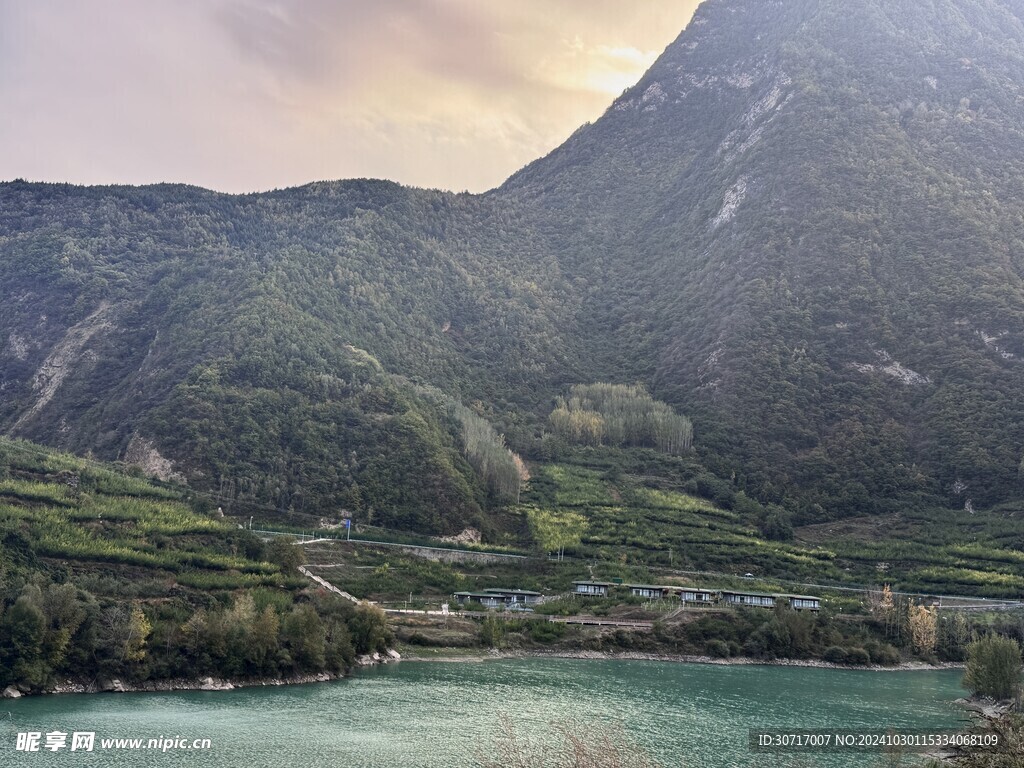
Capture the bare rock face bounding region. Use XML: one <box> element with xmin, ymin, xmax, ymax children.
<box><xmin>124</xmin><ymin>433</ymin><xmax>184</xmax><ymax>483</ymax></box>
<box><xmin>438</xmin><ymin>528</ymin><xmax>482</xmax><ymax>546</ymax></box>
<box><xmin>6</xmin><ymin>332</ymin><xmax>29</xmax><ymax>361</ymax></box>
<box><xmin>11</xmin><ymin>302</ymin><xmax>114</xmax><ymax>432</ymax></box>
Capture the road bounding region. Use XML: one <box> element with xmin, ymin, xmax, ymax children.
<box><xmin>267</xmin><ymin>527</ymin><xmax>1024</xmax><ymax>609</ymax></box>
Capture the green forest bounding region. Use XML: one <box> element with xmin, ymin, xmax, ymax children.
<box><xmin>4</xmin><ymin>0</ymin><xmax>1024</xmax><ymax>652</ymax></box>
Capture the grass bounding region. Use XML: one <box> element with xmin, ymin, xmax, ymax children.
<box><xmin>302</xmin><ymin>542</ymin><xmax>591</xmax><ymax>603</ymax></box>
<box><xmin>514</xmin><ymin>450</ymin><xmax>1024</xmax><ymax>598</ymax></box>
<box><xmin>6</xmin><ymin>434</ymin><xmax>1024</xmax><ymax>602</ymax></box>
<box><xmin>0</xmin><ymin>437</ymin><xmax>283</xmax><ymax>598</ymax></box>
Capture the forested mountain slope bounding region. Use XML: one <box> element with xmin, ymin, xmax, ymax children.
<box><xmin>0</xmin><ymin>182</ymin><xmax>578</xmax><ymax>532</ymax></box>
<box><xmin>5</xmin><ymin>0</ymin><xmax>1024</xmax><ymax>532</ymax></box>
<box><xmin>507</xmin><ymin>0</ymin><xmax>1024</xmax><ymax>519</ymax></box>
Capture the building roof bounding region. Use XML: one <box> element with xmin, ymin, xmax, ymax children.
<box><xmin>572</xmin><ymin>580</ymin><xmax>615</xmax><ymax>586</ymax></box>
<box><xmin>483</xmin><ymin>588</ymin><xmax>543</xmax><ymax>596</ymax></box>
<box><xmin>679</xmin><ymin>586</ymin><xmax>716</xmax><ymax>593</ymax></box>
<box><xmin>779</xmin><ymin>594</ymin><xmax>821</xmax><ymax>602</ymax></box>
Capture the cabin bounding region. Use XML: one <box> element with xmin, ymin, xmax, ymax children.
<box><xmin>720</xmin><ymin>590</ymin><xmax>777</xmax><ymax>608</ymax></box>
<box><xmin>452</xmin><ymin>591</ymin><xmax>505</xmax><ymax>609</ymax></box>
<box><xmin>572</xmin><ymin>580</ymin><xmax>614</xmax><ymax>597</ymax></box>
<box><xmin>679</xmin><ymin>587</ymin><xmax>717</xmax><ymax>605</ymax></box>
<box><xmin>627</xmin><ymin>584</ymin><xmax>672</xmax><ymax>599</ymax></box>
<box><xmin>453</xmin><ymin>588</ymin><xmax>544</xmax><ymax>609</ymax></box>
<box><xmin>782</xmin><ymin>594</ymin><xmax>821</xmax><ymax>611</ymax></box>
<box><xmin>483</xmin><ymin>588</ymin><xmax>542</xmax><ymax>606</ymax></box>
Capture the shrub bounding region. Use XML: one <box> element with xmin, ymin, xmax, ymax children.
<box><xmin>823</xmin><ymin>646</ymin><xmax>848</xmax><ymax>664</ymax></box>
<box><xmin>845</xmin><ymin>647</ymin><xmax>871</xmax><ymax>666</ymax></box>
<box><xmin>706</xmin><ymin>639</ymin><xmax>731</xmax><ymax>658</ymax></box>
<box><xmin>743</xmin><ymin>618</ymin><xmax>792</xmax><ymax>659</ymax></box>
<box><xmin>864</xmin><ymin>641</ymin><xmax>900</xmax><ymax>666</ymax></box>
<box><xmin>530</xmin><ymin>621</ymin><xmax>567</xmax><ymax>643</ymax></box>
<box><xmin>533</xmin><ymin>598</ymin><xmax>576</xmax><ymax>616</ymax></box>
<box><xmin>693</xmin><ymin>473</ymin><xmax>735</xmax><ymax>509</ymax></box>
<box><xmin>964</xmin><ymin>635</ymin><xmax>1023</xmax><ymax>700</ymax></box>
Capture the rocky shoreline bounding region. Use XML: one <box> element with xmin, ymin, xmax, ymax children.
<box><xmin>2</xmin><ymin>650</ymin><xmax>401</xmax><ymax>699</ymax></box>
<box><xmin>399</xmin><ymin>646</ymin><xmax>965</xmax><ymax>672</ymax></box>
<box><xmin>3</xmin><ymin>646</ymin><xmax>960</xmax><ymax>699</ymax></box>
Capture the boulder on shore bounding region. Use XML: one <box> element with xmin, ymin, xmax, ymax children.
<box><xmin>199</xmin><ymin>677</ymin><xmax>234</xmax><ymax>691</ymax></box>
<box><xmin>2</xmin><ymin>685</ymin><xmax>22</xmax><ymax>699</ymax></box>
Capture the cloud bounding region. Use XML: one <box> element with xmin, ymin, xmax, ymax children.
<box><xmin>0</xmin><ymin>0</ymin><xmax>699</xmax><ymax>192</ymax></box>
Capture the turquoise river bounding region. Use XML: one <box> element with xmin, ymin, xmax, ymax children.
<box><xmin>1</xmin><ymin>659</ymin><xmax>968</xmax><ymax>767</ymax></box>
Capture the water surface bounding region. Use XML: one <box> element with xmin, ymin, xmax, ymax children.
<box><xmin>1</xmin><ymin>659</ymin><xmax>967</xmax><ymax>767</ymax></box>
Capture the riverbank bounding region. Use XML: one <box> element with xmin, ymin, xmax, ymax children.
<box><xmin>396</xmin><ymin>645</ymin><xmax>964</xmax><ymax>672</ymax></box>
<box><xmin>2</xmin><ymin>651</ymin><xmax>401</xmax><ymax>698</ymax></box>
<box><xmin>5</xmin><ymin>645</ymin><xmax>959</xmax><ymax>700</ymax></box>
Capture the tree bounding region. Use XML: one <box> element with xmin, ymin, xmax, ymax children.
<box><xmin>526</xmin><ymin>509</ymin><xmax>588</xmax><ymax>560</ymax></box>
<box><xmin>98</xmin><ymin>604</ymin><xmax>152</xmax><ymax>668</ymax></box>
<box><xmin>348</xmin><ymin>603</ymin><xmax>391</xmax><ymax>655</ymax></box>
<box><xmin>548</xmin><ymin>384</ymin><xmax>693</xmax><ymax>454</ymax></box>
<box><xmin>479</xmin><ymin>615</ymin><xmax>505</xmax><ymax>649</ymax></box>
<box><xmin>281</xmin><ymin>604</ymin><xmax>326</xmax><ymax>670</ymax></box>
<box><xmin>124</xmin><ymin>605</ymin><xmax>152</xmax><ymax>663</ymax></box>
<box><xmin>908</xmin><ymin>604</ymin><xmax>937</xmax><ymax>656</ymax></box>
<box><xmin>963</xmin><ymin>635</ymin><xmax>1022</xmax><ymax>700</ymax></box>
<box><xmin>250</xmin><ymin>606</ymin><xmax>281</xmax><ymax>673</ymax></box>
<box><xmin>39</xmin><ymin>583</ymin><xmax>87</xmax><ymax>671</ymax></box>
<box><xmin>0</xmin><ymin>596</ymin><xmax>46</xmax><ymax>687</ymax></box>
<box><xmin>224</xmin><ymin>594</ymin><xmax>257</xmax><ymax>675</ymax></box>
<box><xmin>938</xmin><ymin>612</ymin><xmax>971</xmax><ymax>662</ymax></box>
<box><xmin>266</xmin><ymin>537</ymin><xmax>306</xmax><ymax>572</ymax></box>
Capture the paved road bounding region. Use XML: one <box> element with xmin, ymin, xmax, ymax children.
<box><xmin>550</xmin><ymin>617</ymin><xmax>654</xmax><ymax>628</ymax></box>
<box><xmin>254</xmin><ymin>529</ymin><xmax>528</xmax><ymax>560</ymax></box>
<box><xmin>273</xmin><ymin>527</ymin><xmax>1024</xmax><ymax>609</ymax></box>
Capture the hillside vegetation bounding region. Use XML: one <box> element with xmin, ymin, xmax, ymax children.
<box><xmin>0</xmin><ymin>438</ymin><xmax>389</xmax><ymax>691</ymax></box>
<box><xmin>5</xmin><ymin>0</ymin><xmax>1024</xmax><ymax>561</ymax></box>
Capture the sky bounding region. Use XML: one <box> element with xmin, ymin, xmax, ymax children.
<box><xmin>0</xmin><ymin>0</ymin><xmax>699</xmax><ymax>193</ymax></box>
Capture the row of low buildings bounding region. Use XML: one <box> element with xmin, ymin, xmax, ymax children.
<box><xmin>452</xmin><ymin>583</ymin><xmax>821</xmax><ymax>611</ymax></box>
<box><xmin>572</xmin><ymin>581</ymin><xmax>821</xmax><ymax>611</ymax></box>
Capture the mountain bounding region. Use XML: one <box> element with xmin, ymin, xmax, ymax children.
<box><xmin>506</xmin><ymin>0</ymin><xmax>1024</xmax><ymax>518</ymax></box>
<box><xmin>5</xmin><ymin>0</ymin><xmax>1024</xmax><ymax>535</ymax></box>
<box><xmin>0</xmin><ymin>182</ymin><xmax>577</xmax><ymax>533</ymax></box>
